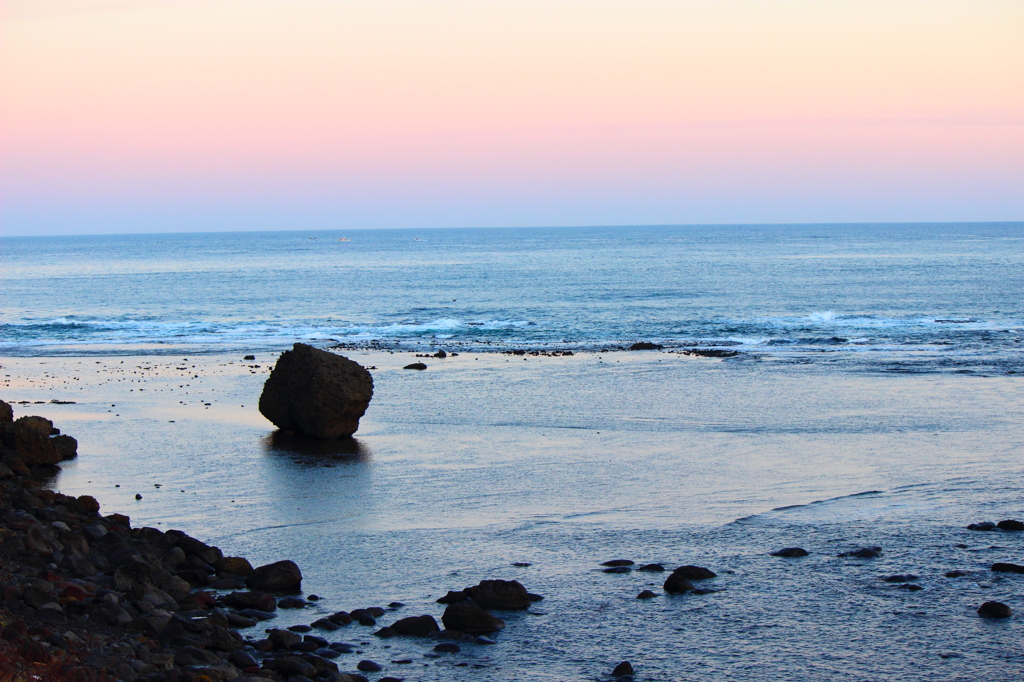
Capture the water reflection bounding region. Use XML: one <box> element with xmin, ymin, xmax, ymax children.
<box><xmin>261</xmin><ymin>431</ymin><xmax>371</xmax><ymax>464</ymax></box>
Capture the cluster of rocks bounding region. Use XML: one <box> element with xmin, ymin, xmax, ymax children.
<box><xmin>596</xmin><ymin>560</ymin><xmax>720</xmax><ymax>598</ymax></box>
<box><xmin>412</xmin><ymin>350</ymin><xmax>458</xmax><ymax>359</ymax></box>
<box><xmin>501</xmin><ymin>350</ymin><xmax>574</xmax><ymax>357</ymax></box>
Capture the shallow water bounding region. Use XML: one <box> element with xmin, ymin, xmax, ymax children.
<box><xmin>3</xmin><ymin>350</ymin><xmax>1022</xmax><ymax>680</ymax></box>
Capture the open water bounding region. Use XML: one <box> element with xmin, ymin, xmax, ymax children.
<box><xmin>2</xmin><ymin>223</ymin><xmax>1024</xmax><ymax>680</ymax></box>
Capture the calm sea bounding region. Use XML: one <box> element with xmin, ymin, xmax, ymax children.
<box><xmin>2</xmin><ymin>223</ymin><xmax>1022</xmax><ymax>373</ymax></box>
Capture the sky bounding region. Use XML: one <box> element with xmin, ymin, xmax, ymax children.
<box><xmin>1</xmin><ymin>0</ymin><xmax>1022</xmax><ymax>236</ymax></box>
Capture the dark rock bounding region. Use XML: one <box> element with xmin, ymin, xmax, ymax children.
<box><xmin>978</xmin><ymin>601</ymin><xmax>1012</xmax><ymax>618</ymax></box>
<box><xmin>441</xmin><ymin>601</ymin><xmax>505</xmax><ymax>634</ymax></box>
<box><xmin>898</xmin><ymin>584</ymin><xmax>923</xmax><ymax>592</ymax></box>
<box><xmin>991</xmin><ymin>563</ymin><xmax>1024</xmax><ymax>574</ymax></box>
<box><xmin>997</xmin><ymin>519</ymin><xmax>1024</xmax><ymax>531</ymax></box>
<box><xmin>883</xmin><ymin>574</ymin><xmax>918</xmax><ymax>583</ymax></box>
<box><xmin>465</xmin><ymin>580</ymin><xmax>532</xmax><ymax>609</ymax></box>
<box><xmin>237</xmin><ymin>608</ymin><xmax>277</xmax><ymax>621</ymax></box>
<box><xmin>839</xmin><ymin>547</ymin><xmax>882</xmax><ymax>559</ymax></box>
<box><xmin>311</xmin><ymin>618</ymin><xmax>341</xmax><ymax>631</ymax></box>
<box><xmin>475</xmin><ymin>635</ymin><xmax>496</xmax><ymax>645</ymax></box>
<box><xmin>637</xmin><ymin>590</ymin><xmax>657</xmax><ymax>599</ymax></box>
<box><xmin>278</xmin><ymin>596</ymin><xmax>308</xmax><ymax>608</ymax></box>
<box><xmin>289</xmin><ymin>641</ymin><xmax>319</xmax><ymax>652</ymax></box>
<box><xmin>527</xmin><ymin>593</ymin><xmax>544</xmax><ymax>602</ymax></box>
<box><xmin>327</xmin><ymin>611</ymin><xmax>354</xmax><ymax>625</ymax></box>
<box><xmin>628</xmin><ymin>342</ymin><xmax>662</xmax><ymax>351</ymax></box>
<box><xmin>247</xmin><ymin>560</ymin><xmax>302</xmax><ymax>592</ymax></box>
<box><xmin>390</xmin><ymin>615</ymin><xmax>440</xmax><ymax>636</ymax></box>
<box><xmin>268</xmin><ymin>628</ymin><xmax>302</xmax><ymax>649</ymax></box>
<box><xmin>264</xmin><ymin>656</ymin><xmax>316</xmax><ymax>678</ymax></box>
<box><xmin>436</xmin><ymin>590</ymin><xmax>467</xmax><ymax>604</ymax></box>
<box><xmin>373</xmin><ymin>627</ymin><xmax>396</xmax><ymax>638</ymax></box>
<box><xmin>636</xmin><ymin>563</ymin><xmax>665</xmax><ymax>572</ymax></box>
<box><xmin>433</xmin><ymin>643</ymin><xmax>460</xmax><ymax>653</ymax></box>
<box><xmin>356</xmin><ymin>660</ymin><xmax>382</xmax><ymax>672</ymax></box>
<box><xmin>670</xmin><ymin>565</ymin><xmax>717</xmax><ymax>580</ymax></box>
<box><xmin>613</xmin><ymin>661</ymin><xmax>634</xmax><ymax>677</ymax></box>
<box><xmin>601</xmin><ymin>560</ymin><xmax>635</xmax><ymax>567</ymax></box>
<box><xmin>216</xmin><ymin>556</ymin><xmax>254</xmax><ymax>576</ymax></box>
<box><xmin>434</xmin><ymin>350</ymin><xmax>447</xmax><ymax>358</ymax></box>
<box><xmin>967</xmin><ymin>522</ymin><xmax>996</xmax><ymax>531</ymax></box>
<box><xmin>663</xmin><ymin>572</ymin><xmax>695</xmax><ymax>594</ymax></box>
<box><xmin>288</xmin><ymin>624</ymin><xmax>313</xmax><ymax>632</ymax></box>
<box><xmin>603</xmin><ymin>566</ymin><xmax>631</xmax><ymax>574</ymax></box>
<box><xmin>403</xmin><ymin>363</ymin><xmax>427</xmax><ymax>370</ymax></box>
<box><xmin>512</xmin><ymin>562</ymin><xmax>531</xmax><ymax>567</ymax></box>
<box><xmin>224</xmin><ymin>591</ymin><xmax>278</xmax><ymax>612</ymax></box>
<box><xmin>0</xmin><ymin>400</ymin><xmax>12</xmax><ymax>422</ymax></box>
<box><xmin>258</xmin><ymin>343</ymin><xmax>374</xmax><ymax>438</ymax></box>
<box><xmin>945</xmin><ymin>570</ymin><xmax>969</xmax><ymax>578</ymax></box>
<box><xmin>228</xmin><ymin>650</ymin><xmax>257</xmax><ymax>668</ymax></box>
<box><xmin>770</xmin><ymin>547</ymin><xmax>809</xmax><ymax>557</ymax></box>
<box><xmin>244</xmin><ymin>355</ymin><xmax>256</xmax><ymax>360</ymax></box>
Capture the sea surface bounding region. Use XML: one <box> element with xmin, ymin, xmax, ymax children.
<box><xmin>2</xmin><ymin>224</ymin><xmax>1024</xmax><ymax>681</ymax></box>
<box><xmin>2</xmin><ymin>223</ymin><xmax>1023</xmax><ymax>374</ymax></box>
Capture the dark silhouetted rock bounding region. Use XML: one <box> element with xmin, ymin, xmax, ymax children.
<box><xmin>637</xmin><ymin>590</ymin><xmax>657</xmax><ymax>599</ymax></box>
<box><xmin>671</xmin><ymin>565</ymin><xmax>717</xmax><ymax>580</ymax></box>
<box><xmin>613</xmin><ymin>661</ymin><xmax>634</xmax><ymax>677</ymax></box>
<box><xmin>216</xmin><ymin>556</ymin><xmax>254</xmax><ymax>576</ymax></box>
<box><xmin>967</xmin><ymin>522</ymin><xmax>996</xmax><ymax>531</ymax></box>
<box><xmin>0</xmin><ymin>399</ymin><xmax>12</xmax><ymax>423</ymax></box>
<box><xmin>898</xmin><ymin>583</ymin><xmax>923</xmax><ymax>592</ymax></box>
<box><xmin>629</xmin><ymin>342</ymin><xmax>662</xmax><ymax>351</ymax></box>
<box><xmin>637</xmin><ymin>563</ymin><xmax>665</xmax><ymax>572</ymax></box>
<box><xmin>465</xmin><ymin>580</ymin><xmax>531</xmax><ymax>609</ymax></box>
<box><xmin>434</xmin><ymin>350</ymin><xmax>447</xmax><ymax>358</ymax></box>
<box><xmin>945</xmin><ymin>570</ymin><xmax>968</xmax><ymax>578</ymax></box>
<box><xmin>0</xmin><ymin>416</ymin><xmax>77</xmax><ymax>465</ymax></box>
<box><xmin>992</xmin><ymin>562</ymin><xmax>1024</xmax><ymax>574</ymax></box>
<box><xmin>839</xmin><ymin>547</ymin><xmax>882</xmax><ymax>559</ymax></box>
<box><xmin>247</xmin><ymin>560</ymin><xmax>302</xmax><ymax>592</ymax></box>
<box><xmin>433</xmin><ymin>643</ymin><xmax>460</xmax><ymax>653</ymax></box>
<box><xmin>403</xmin><ymin>362</ymin><xmax>428</xmax><ymax>370</ymax></box>
<box><xmin>603</xmin><ymin>566</ymin><xmax>631</xmax><ymax>574</ymax></box>
<box><xmin>390</xmin><ymin>615</ymin><xmax>440</xmax><ymax>636</ymax></box>
<box><xmin>601</xmin><ymin>559</ymin><xmax>634</xmax><ymax>567</ymax></box>
<box><xmin>222</xmin><ymin>591</ymin><xmax>277</xmax><ymax>612</ymax></box>
<box><xmin>663</xmin><ymin>572</ymin><xmax>695</xmax><ymax>594</ymax></box>
<box><xmin>259</xmin><ymin>343</ymin><xmax>373</xmax><ymax>438</ymax></box>
<box><xmin>441</xmin><ymin>601</ymin><xmax>505</xmax><ymax>634</ymax></box>
<box><xmin>997</xmin><ymin>519</ymin><xmax>1024</xmax><ymax>531</ymax></box>
<box><xmin>357</xmin><ymin>660</ymin><xmax>382</xmax><ymax>672</ymax></box>
<box><xmin>436</xmin><ymin>590</ymin><xmax>466</xmax><ymax>604</ymax></box>
<box><xmin>244</xmin><ymin>355</ymin><xmax>256</xmax><ymax>361</ymax></box>
<box><xmin>978</xmin><ymin>601</ymin><xmax>1012</xmax><ymax>619</ymax></box>
<box><xmin>771</xmin><ymin>547</ymin><xmax>809</xmax><ymax>557</ymax></box>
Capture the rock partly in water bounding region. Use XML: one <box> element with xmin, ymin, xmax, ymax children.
<box><xmin>601</xmin><ymin>559</ymin><xmax>635</xmax><ymax>567</ymax></box>
<box><xmin>637</xmin><ymin>590</ymin><xmax>657</xmax><ymax>599</ymax></box>
<box><xmin>628</xmin><ymin>342</ymin><xmax>663</xmax><ymax>351</ymax></box>
<box><xmin>441</xmin><ymin>601</ymin><xmax>506</xmax><ymax>634</ymax></box>
<box><xmin>978</xmin><ymin>601</ymin><xmax>1012</xmax><ymax>619</ymax></box>
<box><xmin>403</xmin><ymin>362</ymin><xmax>428</xmax><ymax>370</ymax></box>
<box><xmin>839</xmin><ymin>547</ymin><xmax>882</xmax><ymax>559</ymax></box>
<box><xmin>670</xmin><ymin>565</ymin><xmax>717</xmax><ymax>580</ymax></box>
<box><xmin>771</xmin><ymin>547</ymin><xmax>809</xmax><ymax>557</ymax></box>
<box><xmin>967</xmin><ymin>522</ymin><xmax>996</xmax><ymax>531</ymax></box>
<box><xmin>247</xmin><ymin>560</ymin><xmax>303</xmax><ymax>592</ymax></box>
<box><xmin>636</xmin><ymin>563</ymin><xmax>665</xmax><ymax>572</ymax></box>
<box><xmin>996</xmin><ymin>519</ymin><xmax>1024</xmax><ymax>531</ymax></box>
<box><xmin>612</xmin><ymin>661</ymin><xmax>634</xmax><ymax>677</ymax></box>
<box><xmin>465</xmin><ymin>579</ymin><xmax>533</xmax><ymax>609</ymax></box>
<box><xmin>258</xmin><ymin>343</ymin><xmax>373</xmax><ymax>439</ymax></box>
<box><xmin>991</xmin><ymin>562</ymin><xmax>1024</xmax><ymax>574</ymax></box>
<box><xmin>663</xmin><ymin>572</ymin><xmax>696</xmax><ymax>594</ymax></box>
<box><xmin>389</xmin><ymin>614</ymin><xmax>440</xmax><ymax>636</ymax></box>
<box><xmin>0</xmin><ymin>415</ymin><xmax>78</xmax><ymax>465</ymax></box>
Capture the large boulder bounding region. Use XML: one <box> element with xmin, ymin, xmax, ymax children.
<box><xmin>0</xmin><ymin>400</ymin><xmax>12</xmax><ymax>423</ymax></box>
<box><xmin>258</xmin><ymin>343</ymin><xmax>373</xmax><ymax>439</ymax></box>
<box><xmin>246</xmin><ymin>560</ymin><xmax>302</xmax><ymax>592</ymax></box>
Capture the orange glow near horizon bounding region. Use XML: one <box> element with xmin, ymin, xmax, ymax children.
<box><xmin>2</xmin><ymin>0</ymin><xmax>1022</xmax><ymax>233</ymax></box>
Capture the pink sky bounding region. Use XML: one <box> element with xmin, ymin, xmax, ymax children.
<box><xmin>2</xmin><ymin>0</ymin><xmax>1022</xmax><ymax>234</ymax></box>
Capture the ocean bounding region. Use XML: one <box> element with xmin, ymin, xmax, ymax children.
<box><xmin>3</xmin><ymin>223</ymin><xmax>1023</xmax><ymax>374</ymax></box>
<box><xmin>2</xmin><ymin>223</ymin><xmax>1023</xmax><ymax>680</ymax></box>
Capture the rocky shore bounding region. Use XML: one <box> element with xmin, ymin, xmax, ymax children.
<box><xmin>0</xmin><ymin>400</ymin><xmax>548</xmax><ymax>682</ymax></box>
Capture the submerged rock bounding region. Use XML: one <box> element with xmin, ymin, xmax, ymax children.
<box><xmin>968</xmin><ymin>522</ymin><xmax>997</xmax><ymax>531</ymax></box>
<box><xmin>258</xmin><ymin>343</ymin><xmax>373</xmax><ymax>439</ymax></box>
<box><xmin>839</xmin><ymin>547</ymin><xmax>882</xmax><ymax>559</ymax></box>
<box><xmin>771</xmin><ymin>547</ymin><xmax>809</xmax><ymax>557</ymax></box>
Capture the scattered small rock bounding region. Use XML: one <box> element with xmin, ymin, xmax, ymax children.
<box><xmin>636</xmin><ymin>563</ymin><xmax>665</xmax><ymax>572</ymax></box>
